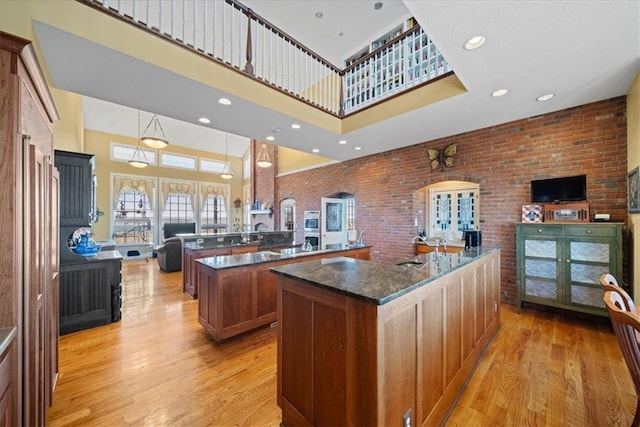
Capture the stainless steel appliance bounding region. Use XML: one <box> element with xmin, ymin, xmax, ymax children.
<box><xmin>303</xmin><ymin>210</ymin><xmax>320</xmax><ymax>248</ymax></box>
<box><xmin>304</xmin><ymin>210</ymin><xmax>320</xmax><ymax>232</ymax></box>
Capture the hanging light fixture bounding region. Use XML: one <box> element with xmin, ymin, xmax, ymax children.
<box><xmin>140</xmin><ymin>113</ymin><xmax>170</xmax><ymax>149</ymax></box>
<box><xmin>220</xmin><ymin>133</ymin><xmax>233</xmax><ymax>180</ymax></box>
<box><xmin>256</xmin><ymin>143</ymin><xmax>272</xmax><ymax>168</ymax></box>
<box><xmin>129</xmin><ymin>110</ymin><xmax>149</xmax><ymax>168</ymax></box>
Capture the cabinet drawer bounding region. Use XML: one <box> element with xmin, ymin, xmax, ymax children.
<box><xmin>518</xmin><ymin>225</ymin><xmax>564</xmax><ymax>236</ymax></box>
<box><xmin>564</xmin><ymin>226</ymin><xmax>617</xmax><ymax>238</ymax></box>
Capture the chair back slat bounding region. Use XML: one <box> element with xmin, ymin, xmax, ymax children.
<box><xmin>600</xmin><ymin>273</ymin><xmax>636</xmax><ymax>314</ymax></box>
<box><xmin>604</xmin><ymin>290</ymin><xmax>640</xmax><ymax>399</ymax></box>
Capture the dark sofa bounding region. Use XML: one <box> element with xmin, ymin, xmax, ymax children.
<box><xmin>155</xmin><ymin>222</ymin><xmax>196</xmax><ymax>272</ymax></box>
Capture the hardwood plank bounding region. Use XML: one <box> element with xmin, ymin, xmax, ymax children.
<box><xmin>47</xmin><ymin>260</ymin><xmax>636</xmax><ymax>426</ymax></box>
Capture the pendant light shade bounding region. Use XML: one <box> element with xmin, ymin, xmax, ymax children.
<box><xmin>256</xmin><ymin>143</ymin><xmax>272</xmax><ymax>168</ymax></box>
<box><xmin>141</xmin><ymin>113</ymin><xmax>170</xmax><ymax>149</ymax></box>
<box><xmin>220</xmin><ymin>133</ymin><xmax>233</xmax><ymax>180</ymax></box>
<box><xmin>129</xmin><ymin>110</ymin><xmax>149</xmax><ymax>168</ymax></box>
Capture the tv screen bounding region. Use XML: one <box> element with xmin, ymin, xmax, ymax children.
<box><xmin>531</xmin><ymin>175</ymin><xmax>586</xmax><ymax>203</ymax></box>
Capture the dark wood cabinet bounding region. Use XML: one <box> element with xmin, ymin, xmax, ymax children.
<box><xmin>197</xmin><ymin>247</ymin><xmax>371</xmax><ymax>342</ymax></box>
<box><xmin>0</xmin><ymin>31</ymin><xmax>59</xmax><ymax>425</ymax></box>
<box><xmin>183</xmin><ymin>245</ymin><xmax>258</xmax><ymax>298</ymax></box>
<box><xmin>276</xmin><ymin>250</ymin><xmax>500</xmax><ymax>426</ymax></box>
<box><xmin>59</xmin><ymin>254</ymin><xmax>122</xmax><ymax>335</ymax></box>
<box><xmin>0</xmin><ymin>336</ymin><xmax>16</xmax><ymax>427</ymax></box>
<box><xmin>54</xmin><ymin>150</ymin><xmax>94</xmax><ymax>227</ymax></box>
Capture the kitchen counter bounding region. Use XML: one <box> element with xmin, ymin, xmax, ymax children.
<box><xmin>272</xmin><ymin>246</ymin><xmax>501</xmax><ymax>426</ymax></box>
<box><xmin>271</xmin><ymin>246</ymin><xmax>498</xmax><ymax>305</ymax></box>
<box><xmin>62</xmin><ymin>249</ymin><xmax>123</xmax><ymax>264</ymax></box>
<box><xmin>195</xmin><ymin>245</ymin><xmax>371</xmax><ymax>342</ymax></box>
<box><xmin>196</xmin><ymin>244</ymin><xmax>372</xmax><ymax>270</ymax></box>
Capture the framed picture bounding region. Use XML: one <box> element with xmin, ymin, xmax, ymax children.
<box><xmin>628</xmin><ymin>167</ymin><xmax>640</xmax><ymax>213</ymax></box>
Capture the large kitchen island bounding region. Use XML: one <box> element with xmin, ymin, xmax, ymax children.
<box><xmin>196</xmin><ymin>245</ymin><xmax>371</xmax><ymax>342</ymax></box>
<box><xmin>270</xmin><ymin>246</ymin><xmax>501</xmax><ymax>427</ymax></box>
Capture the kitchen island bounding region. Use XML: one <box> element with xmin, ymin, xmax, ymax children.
<box><xmin>270</xmin><ymin>246</ymin><xmax>501</xmax><ymax>427</ymax></box>
<box><xmin>196</xmin><ymin>245</ymin><xmax>371</xmax><ymax>342</ymax></box>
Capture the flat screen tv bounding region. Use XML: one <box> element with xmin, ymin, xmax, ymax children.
<box><xmin>530</xmin><ymin>175</ymin><xmax>587</xmax><ymax>203</ymax></box>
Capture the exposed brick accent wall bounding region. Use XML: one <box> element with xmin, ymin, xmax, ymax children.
<box><xmin>272</xmin><ymin>97</ymin><xmax>627</xmax><ymax>304</ymax></box>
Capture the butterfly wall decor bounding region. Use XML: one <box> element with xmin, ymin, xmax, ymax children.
<box><xmin>427</xmin><ymin>143</ymin><xmax>457</xmax><ymax>170</ymax></box>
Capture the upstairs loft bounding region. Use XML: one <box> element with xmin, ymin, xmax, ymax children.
<box><xmin>28</xmin><ymin>0</ymin><xmax>464</xmax><ymax>160</ymax></box>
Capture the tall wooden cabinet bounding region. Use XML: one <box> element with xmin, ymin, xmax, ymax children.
<box><xmin>0</xmin><ymin>32</ymin><xmax>60</xmax><ymax>425</ymax></box>
<box><xmin>516</xmin><ymin>223</ymin><xmax>624</xmax><ymax>316</ymax></box>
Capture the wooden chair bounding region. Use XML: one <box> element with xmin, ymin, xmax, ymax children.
<box><xmin>604</xmin><ymin>290</ymin><xmax>640</xmax><ymax>426</ymax></box>
<box><xmin>600</xmin><ymin>273</ymin><xmax>637</xmax><ymax>314</ymax></box>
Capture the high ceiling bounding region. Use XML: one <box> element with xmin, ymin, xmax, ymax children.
<box><xmin>34</xmin><ymin>1</ymin><xmax>640</xmax><ymax>162</ymax></box>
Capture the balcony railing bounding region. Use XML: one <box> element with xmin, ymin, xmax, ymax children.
<box><xmin>79</xmin><ymin>0</ymin><xmax>452</xmax><ymax>116</ymax></box>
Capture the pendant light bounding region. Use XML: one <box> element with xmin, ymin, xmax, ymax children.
<box><xmin>129</xmin><ymin>110</ymin><xmax>149</xmax><ymax>168</ymax></box>
<box><xmin>256</xmin><ymin>143</ymin><xmax>272</xmax><ymax>168</ymax></box>
<box><xmin>220</xmin><ymin>133</ymin><xmax>233</xmax><ymax>180</ymax></box>
<box><xmin>141</xmin><ymin>113</ymin><xmax>170</xmax><ymax>149</ymax></box>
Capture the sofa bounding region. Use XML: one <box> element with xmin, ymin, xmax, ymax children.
<box><xmin>155</xmin><ymin>222</ymin><xmax>196</xmax><ymax>272</ymax></box>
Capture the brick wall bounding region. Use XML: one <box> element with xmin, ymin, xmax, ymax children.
<box><xmin>272</xmin><ymin>97</ymin><xmax>628</xmax><ymax>304</ymax></box>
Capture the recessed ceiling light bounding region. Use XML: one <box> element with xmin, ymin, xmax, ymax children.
<box><xmin>536</xmin><ymin>93</ymin><xmax>555</xmax><ymax>102</ymax></box>
<box><xmin>463</xmin><ymin>35</ymin><xmax>485</xmax><ymax>50</ymax></box>
<box><xmin>491</xmin><ymin>89</ymin><xmax>509</xmax><ymax>97</ymax></box>
<box><xmin>266</xmin><ymin>136</ymin><xmax>275</xmax><ymax>141</ymax></box>
<box><xmin>218</xmin><ymin>98</ymin><xmax>232</xmax><ymax>105</ymax></box>
<box><xmin>291</xmin><ymin>123</ymin><xmax>301</xmax><ymax>129</ymax></box>
<box><xmin>312</xmin><ymin>148</ymin><xmax>320</xmax><ymax>153</ymax></box>
<box><xmin>354</xmin><ymin>146</ymin><xmax>362</xmax><ymax>151</ymax></box>
<box><xmin>197</xmin><ymin>117</ymin><xmax>210</xmax><ymax>124</ymax></box>
<box><xmin>339</xmin><ymin>140</ymin><xmax>347</xmax><ymax>145</ymax></box>
<box><xmin>315</xmin><ymin>11</ymin><xmax>323</xmax><ymax>19</ymax></box>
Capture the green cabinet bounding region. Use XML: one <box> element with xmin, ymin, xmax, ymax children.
<box><xmin>516</xmin><ymin>223</ymin><xmax>623</xmax><ymax>316</ymax></box>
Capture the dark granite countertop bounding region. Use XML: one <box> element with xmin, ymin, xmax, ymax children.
<box><xmin>0</xmin><ymin>326</ymin><xmax>17</xmax><ymax>356</ymax></box>
<box><xmin>270</xmin><ymin>246</ymin><xmax>500</xmax><ymax>305</ymax></box>
<box><xmin>196</xmin><ymin>245</ymin><xmax>371</xmax><ymax>270</ymax></box>
<box><xmin>61</xmin><ymin>249</ymin><xmax>123</xmax><ymax>265</ymax></box>
<box><xmin>183</xmin><ymin>241</ymin><xmax>259</xmax><ymax>250</ymax></box>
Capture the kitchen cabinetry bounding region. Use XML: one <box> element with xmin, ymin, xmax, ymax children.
<box><xmin>516</xmin><ymin>223</ymin><xmax>623</xmax><ymax>316</ymax></box>
<box><xmin>0</xmin><ymin>330</ymin><xmax>17</xmax><ymax>426</ymax></box>
<box><xmin>0</xmin><ymin>31</ymin><xmax>60</xmax><ymax>425</ymax></box>
<box><xmin>54</xmin><ymin>150</ymin><xmax>94</xmax><ymax>227</ymax></box>
<box><xmin>273</xmin><ymin>249</ymin><xmax>500</xmax><ymax>426</ymax></box>
<box><xmin>183</xmin><ymin>245</ymin><xmax>258</xmax><ymax>298</ymax></box>
<box><xmin>59</xmin><ymin>253</ymin><xmax>123</xmax><ymax>335</ymax></box>
<box><xmin>197</xmin><ymin>247</ymin><xmax>371</xmax><ymax>342</ymax></box>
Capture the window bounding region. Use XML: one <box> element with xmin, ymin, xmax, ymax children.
<box><xmin>159</xmin><ymin>179</ymin><xmax>196</xmax><ymax>234</ymax></box>
<box><xmin>346</xmin><ymin>197</ymin><xmax>356</xmax><ymax>231</ymax></box>
<box><xmin>110</xmin><ymin>142</ymin><xmax>157</xmax><ymax>165</ymax></box>
<box><xmin>111</xmin><ymin>174</ymin><xmax>156</xmax><ymax>245</ymax></box>
<box><xmin>243</xmin><ymin>151</ymin><xmax>251</xmax><ymax>180</ymax></box>
<box><xmin>281</xmin><ymin>198</ymin><xmax>296</xmax><ymax>231</ymax></box>
<box><xmin>427</xmin><ymin>181</ymin><xmax>479</xmax><ymax>236</ymax></box>
<box><xmin>199</xmin><ymin>158</ymin><xmax>228</xmax><ymax>174</ymax></box>
<box><xmin>199</xmin><ymin>182</ymin><xmax>230</xmax><ymax>234</ymax></box>
<box><xmin>160</xmin><ymin>152</ymin><xmax>196</xmax><ymax>170</ymax></box>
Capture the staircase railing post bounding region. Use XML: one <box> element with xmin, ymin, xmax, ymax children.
<box><xmin>244</xmin><ymin>9</ymin><xmax>254</xmax><ymax>75</ymax></box>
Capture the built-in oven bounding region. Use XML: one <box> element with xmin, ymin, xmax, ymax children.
<box><xmin>303</xmin><ymin>233</ymin><xmax>319</xmax><ymax>248</ymax></box>
<box><xmin>304</xmin><ymin>210</ymin><xmax>320</xmax><ymax>233</ymax></box>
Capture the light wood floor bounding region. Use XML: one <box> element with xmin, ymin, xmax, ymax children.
<box><xmin>48</xmin><ymin>259</ymin><xmax>636</xmax><ymax>426</ymax></box>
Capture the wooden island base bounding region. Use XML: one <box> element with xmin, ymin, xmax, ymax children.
<box><xmin>197</xmin><ymin>247</ymin><xmax>371</xmax><ymax>343</ymax></box>
<box><xmin>274</xmin><ymin>249</ymin><xmax>501</xmax><ymax>426</ymax></box>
